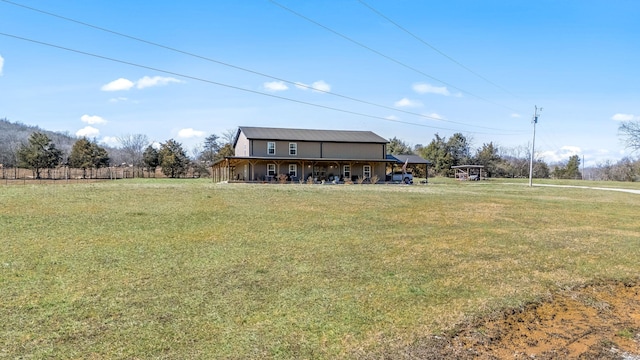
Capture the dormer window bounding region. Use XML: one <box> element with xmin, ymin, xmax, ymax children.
<box><xmin>289</xmin><ymin>142</ymin><xmax>297</xmax><ymax>156</ymax></box>
<box><xmin>267</xmin><ymin>142</ymin><xmax>276</xmax><ymax>155</ymax></box>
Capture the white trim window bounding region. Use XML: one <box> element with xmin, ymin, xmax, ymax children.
<box><xmin>267</xmin><ymin>142</ymin><xmax>276</xmax><ymax>155</ymax></box>
<box><xmin>267</xmin><ymin>164</ymin><xmax>276</xmax><ymax>177</ymax></box>
<box><xmin>288</xmin><ymin>164</ymin><xmax>297</xmax><ymax>178</ymax></box>
<box><xmin>343</xmin><ymin>165</ymin><xmax>350</xmax><ymax>179</ymax></box>
<box><xmin>289</xmin><ymin>142</ymin><xmax>297</xmax><ymax>156</ymax></box>
<box><xmin>363</xmin><ymin>165</ymin><xmax>371</xmax><ymax>179</ymax></box>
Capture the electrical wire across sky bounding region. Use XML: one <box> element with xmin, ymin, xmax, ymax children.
<box><xmin>0</xmin><ymin>0</ymin><xmax>529</xmax><ymax>137</ymax></box>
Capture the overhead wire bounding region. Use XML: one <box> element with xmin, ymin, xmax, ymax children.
<box><xmin>268</xmin><ymin>0</ymin><xmax>522</xmax><ymax>113</ymax></box>
<box><xmin>357</xmin><ymin>0</ymin><xmax>527</xmax><ymax>103</ymax></box>
<box><xmin>0</xmin><ymin>0</ymin><xmax>523</xmax><ymax>133</ymax></box>
<box><xmin>0</xmin><ymin>31</ymin><xmax>524</xmax><ymax>136</ymax></box>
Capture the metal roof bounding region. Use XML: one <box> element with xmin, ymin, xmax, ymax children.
<box><xmin>238</xmin><ymin>126</ymin><xmax>388</xmax><ymax>143</ymax></box>
<box><xmin>451</xmin><ymin>165</ymin><xmax>484</xmax><ymax>169</ymax></box>
<box><xmin>386</xmin><ymin>154</ymin><xmax>432</xmax><ymax>165</ymax></box>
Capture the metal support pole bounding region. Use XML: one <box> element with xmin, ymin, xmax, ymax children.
<box><xmin>528</xmin><ymin>106</ymin><xmax>541</xmax><ymax>187</ymax></box>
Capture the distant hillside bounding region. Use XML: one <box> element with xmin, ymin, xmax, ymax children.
<box><xmin>0</xmin><ymin>118</ymin><xmax>120</xmax><ymax>166</ymax></box>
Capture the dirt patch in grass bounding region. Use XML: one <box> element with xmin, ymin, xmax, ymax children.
<box><xmin>401</xmin><ymin>281</ymin><xmax>640</xmax><ymax>359</ymax></box>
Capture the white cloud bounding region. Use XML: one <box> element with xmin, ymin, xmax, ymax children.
<box><xmin>81</xmin><ymin>114</ymin><xmax>107</xmax><ymax>125</ymax></box>
<box><xmin>394</xmin><ymin>98</ymin><xmax>423</xmax><ymax>108</ymax></box>
<box><xmin>136</xmin><ymin>76</ymin><xmax>183</xmax><ymax>89</ymax></box>
<box><xmin>425</xmin><ymin>113</ymin><xmax>444</xmax><ymax>120</ymax></box>
<box><xmin>100</xmin><ymin>136</ymin><xmax>119</xmax><ymax>147</ymax></box>
<box><xmin>293</xmin><ymin>80</ymin><xmax>331</xmax><ymax>92</ymax></box>
<box><xmin>0</xmin><ymin>54</ymin><xmax>4</xmax><ymax>76</ymax></box>
<box><xmin>101</xmin><ymin>76</ymin><xmax>183</xmax><ymax>91</ymax></box>
<box><xmin>386</xmin><ymin>115</ymin><xmax>400</xmax><ymax>121</ymax></box>
<box><xmin>108</xmin><ymin>97</ymin><xmax>128</xmax><ymax>103</ymax></box>
<box><xmin>511</xmin><ymin>113</ymin><xmax>521</xmax><ymax>118</ymax></box>
<box><xmin>539</xmin><ymin>145</ymin><xmax>582</xmax><ymax>163</ymax></box>
<box><xmin>177</xmin><ymin>128</ymin><xmax>206</xmax><ymax>138</ymax></box>
<box><xmin>101</xmin><ymin>78</ymin><xmax>135</xmax><ymax>91</ymax></box>
<box><xmin>76</xmin><ymin>126</ymin><xmax>100</xmax><ymax>138</ymax></box>
<box><xmin>264</xmin><ymin>81</ymin><xmax>289</xmax><ymax>92</ymax></box>
<box><xmin>412</xmin><ymin>83</ymin><xmax>450</xmax><ymax>96</ymax></box>
<box><xmin>611</xmin><ymin>113</ymin><xmax>638</xmax><ymax>121</ymax></box>
<box><xmin>310</xmin><ymin>80</ymin><xmax>331</xmax><ymax>93</ymax></box>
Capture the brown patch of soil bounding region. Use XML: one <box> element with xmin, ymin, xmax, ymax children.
<box><xmin>403</xmin><ymin>281</ymin><xmax>640</xmax><ymax>359</ymax></box>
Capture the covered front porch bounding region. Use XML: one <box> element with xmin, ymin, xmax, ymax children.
<box><xmin>212</xmin><ymin>157</ymin><xmax>389</xmax><ymax>183</ymax></box>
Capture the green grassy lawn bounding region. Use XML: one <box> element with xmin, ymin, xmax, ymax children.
<box><xmin>1</xmin><ymin>179</ymin><xmax>639</xmax><ymax>358</ymax></box>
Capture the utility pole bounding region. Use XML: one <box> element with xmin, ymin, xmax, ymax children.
<box><xmin>528</xmin><ymin>106</ymin><xmax>542</xmax><ymax>187</ymax></box>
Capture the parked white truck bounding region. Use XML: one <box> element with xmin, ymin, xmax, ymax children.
<box><xmin>387</xmin><ymin>171</ymin><xmax>413</xmax><ymax>184</ymax></box>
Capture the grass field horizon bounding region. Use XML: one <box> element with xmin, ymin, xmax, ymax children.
<box><xmin>2</xmin><ymin>178</ymin><xmax>639</xmax><ymax>358</ymax></box>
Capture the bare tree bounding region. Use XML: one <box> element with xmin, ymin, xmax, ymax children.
<box><xmin>117</xmin><ymin>134</ymin><xmax>149</xmax><ymax>177</ymax></box>
<box><xmin>222</xmin><ymin>128</ymin><xmax>238</xmax><ymax>145</ymax></box>
<box><xmin>619</xmin><ymin>121</ymin><xmax>640</xmax><ymax>152</ymax></box>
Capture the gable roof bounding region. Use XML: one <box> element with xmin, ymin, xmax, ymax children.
<box><xmin>237</xmin><ymin>126</ymin><xmax>388</xmax><ymax>144</ymax></box>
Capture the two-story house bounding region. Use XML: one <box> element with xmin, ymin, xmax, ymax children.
<box><xmin>212</xmin><ymin>126</ymin><xmax>391</xmax><ymax>182</ymax></box>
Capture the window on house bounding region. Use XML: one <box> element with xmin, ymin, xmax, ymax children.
<box><xmin>363</xmin><ymin>165</ymin><xmax>371</xmax><ymax>179</ymax></box>
<box><xmin>289</xmin><ymin>142</ymin><xmax>297</xmax><ymax>156</ymax></box>
<box><xmin>289</xmin><ymin>164</ymin><xmax>297</xmax><ymax>178</ymax></box>
<box><xmin>267</xmin><ymin>164</ymin><xmax>276</xmax><ymax>177</ymax></box>
<box><xmin>267</xmin><ymin>142</ymin><xmax>276</xmax><ymax>155</ymax></box>
<box><xmin>343</xmin><ymin>165</ymin><xmax>350</xmax><ymax>179</ymax></box>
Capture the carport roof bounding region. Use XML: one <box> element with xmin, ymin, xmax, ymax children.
<box><xmin>386</xmin><ymin>154</ymin><xmax>431</xmax><ymax>165</ymax></box>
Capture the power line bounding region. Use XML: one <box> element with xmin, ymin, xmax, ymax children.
<box><xmin>0</xmin><ymin>0</ymin><xmax>523</xmax><ymax>133</ymax></box>
<box><xmin>268</xmin><ymin>0</ymin><xmax>521</xmax><ymax>113</ymax></box>
<box><xmin>0</xmin><ymin>31</ymin><xmax>524</xmax><ymax>137</ymax></box>
<box><xmin>357</xmin><ymin>0</ymin><xmax>527</xmax><ymax>103</ymax></box>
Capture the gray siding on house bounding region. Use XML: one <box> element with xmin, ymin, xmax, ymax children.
<box><xmin>248</xmin><ymin>140</ymin><xmax>384</xmax><ymax>159</ymax></box>
<box><xmin>250</xmin><ymin>140</ymin><xmax>323</xmax><ymax>157</ymax></box>
<box><xmin>296</xmin><ymin>142</ymin><xmax>322</xmax><ymax>158</ymax></box>
<box><xmin>322</xmin><ymin>142</ymin><xmax>384</xmax><ymax>160</ymax></box>
<box><xmin>223</xmin><ymin>126</ymin><xmax>391</xmax><ymax>182</ymax></box>
<box><xmin>234</xmin><ymin>132</ymin><xmax>250</xmax><ymax>157</ymax></box>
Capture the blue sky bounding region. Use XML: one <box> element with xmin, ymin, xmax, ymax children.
<box><xmin>1</xmin><ymin>0</ymin><xmax>638</xmax><ymax>166</ymax></box>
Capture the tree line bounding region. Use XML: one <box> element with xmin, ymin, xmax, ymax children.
<box><xmin>389</xmin><ymin>131</ymin><xmax>640</xmax><ymax>181</ymax></box>
<box><xmin>1</xmin><ymin>119</ymin><xmax>235</xmax><ymax>179</ymax></box>
<box><xmin>2</xmin><ymin>118</ymin><xmax>640</xmax><ymax>181</ymax></box>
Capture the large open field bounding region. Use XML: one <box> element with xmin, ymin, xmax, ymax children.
<box><xmin>1</xmin><ymin>179</ymin><xmax>639</xmax><ymax>358</ymax></box>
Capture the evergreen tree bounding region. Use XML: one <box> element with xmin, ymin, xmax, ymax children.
<box><xmin>419</xmin><ymin>134</ymin><xmax>454</xmax><ymax>176</ymax></box>
<box><xmin>474</xmin><ymin>142</ymin><xmax>502</xmax><ymax>177</ymax></box>
<box><xmin>68</xmin><ymin>138</ymin><xmax>110</xmax><ymax>178</ymax></box>
<box><xmin>17</xmin><ymin>132</ymin><xmax>62</xmax><ymax>179</ymax></box>
<box><xmin>200</xmin><ymin>134</ymin><xmax>221</xmax><ymax>163</ymax></box>
<box><xmin>143</xmin><ymin>145</ymin><xmax>159</xmax><ymax>177</ymax></box>
<box><xmin>217</xmin><ymin>143</ymin><xmax>235</xmax><ymax>159</ymax></box>
<box><xmin>158</xmin><ymin>139</ymin><xmax>188</xmax><ymax>178</ymax></box>
<box><xmin>552</xmin><ymin>155</ymin><xmax>581</xmax><ymax>179</ymax></box>
<box><xmin>387</xmin><ymin>137</ymin><xmax>413</xmax><ymax>155</ymax></box>
<box><xmin>565</xmin><ymin>155</ymin><xmax>582</xmax><ymax>179</ymax></box>
<box><xmin>446</xmin><ymin>133</ymin><xmax>472</xmax><ymax>166</ymax></box>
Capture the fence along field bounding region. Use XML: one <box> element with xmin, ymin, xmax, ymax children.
<box><xmin>0</xmin><ymin>166</ymin><xmax>201</xmax><ymax>183</ymax></box>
